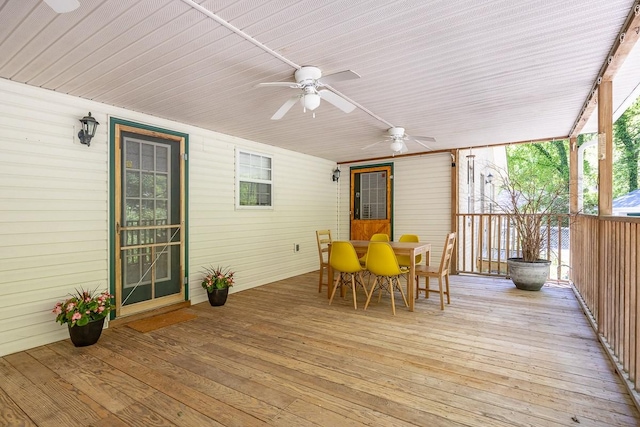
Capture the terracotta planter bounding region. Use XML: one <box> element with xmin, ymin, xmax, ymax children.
<box><xmin>507</xmin><ymin>258</ymin><xmax>551</xmax><ymax>291</ymax></box>
<box><xmin>68</xmin><ymin>317</ymin><xmax>105</xmax><ymax>347</ymax></box>
<box><xmin>207</xmin><ymin>287</ymin><xmax>229</xmax><ymax>306</ymax></box>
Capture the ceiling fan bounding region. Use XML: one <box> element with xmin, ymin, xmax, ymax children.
<box><xmin>43</xmin><ymin>0</ymin><xmax>80</xmax><ymax>13</ymax></box>
<box><xmin>363</xmin><ymin>127</ymin><xmax>436</xmax><ymax>155</ymax></box>
<box><xmin>256</xmin><ymin>66</ymin><xmax>360</xmax><ymax>120</ymax></box>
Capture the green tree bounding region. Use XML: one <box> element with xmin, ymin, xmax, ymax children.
<box><xmin>506</xmin><ymin>140</ymin><xmax>570</xmax><ymax>211</ymax></box>
<box><xmin>504</xmin><ymin>96</ymin><xmax>640</xmax><ymax>216</ymax></box>
<box><xmin>577</xmin><ymin>133</ymin><xmax>599</xmax><ymax>214</ymax></box>
<box><xmin>613</xmin><ymin>96</ymin><xmax>640</xmax><ymax>193</ymax></box>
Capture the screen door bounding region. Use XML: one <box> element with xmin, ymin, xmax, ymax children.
<box><xmin>114</xmin><ymin>124</ymin><xmax>186</xmax><ymax>317</ymax></box>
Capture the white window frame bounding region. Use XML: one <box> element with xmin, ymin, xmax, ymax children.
<box><xmin>235</xmin><ymin>149</ymin><xmax>273</xmax><ymax>209</ymax></box>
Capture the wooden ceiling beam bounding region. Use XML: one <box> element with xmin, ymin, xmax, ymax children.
<box><xmin>569</xmin><ymin>1</ymin><xmax>640</xmax><ymax>138</ymax></box>
<box><xmin>338</xmin><ymin>135</ymin><xmax>568</xmax><ymax>165</ymax></box>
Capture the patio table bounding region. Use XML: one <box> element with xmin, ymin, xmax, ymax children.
<box><xmin>328</xmin><ymin>240</ymin><xmax>431</xmax><ymax>312</ymax></box>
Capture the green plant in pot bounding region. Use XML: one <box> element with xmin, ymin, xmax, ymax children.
<box><xmin>202</xmin><ymin>265</ymin><xmax>234</xmax><ymax>306</ymax></box>
<box><xmin>53</xmin><ymin>288</ymin><xmax>114</xmax><ymax>347</ymax></box>
<box><xmin>490</xmin><ymin>167</ymin><xmax>570</xmax><ymax>291</ymax></box>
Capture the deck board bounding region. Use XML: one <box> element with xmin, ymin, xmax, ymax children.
<box><xmin>1</xmin><ymin>273</ymin><xmax>639</xmax><ymax>426</ymax></box>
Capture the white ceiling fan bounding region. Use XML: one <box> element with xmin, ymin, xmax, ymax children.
<box><xmin>43</xmin><ymin>0</ymin><xmax>80</xmax><ymax>13</ymax></box>
<box><xmin>362</xmin><ymin>127</ymin><xmax>436</xmax><ymax>155</ymax></box>
<box><xmin>256</xmin><ymin>66</ymin><xmax>360</xmax><ymax>120</ymax></box>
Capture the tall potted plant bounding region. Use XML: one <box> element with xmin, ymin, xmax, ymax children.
<box><xmin>490</xmin><ymin>168</ymin><xmax>570</xmax><ymax>291</ymax></box>
<box><xmin>201</xmin><ymin>265</ymin><xmax>234</xmax><ymax>306</ymax></box>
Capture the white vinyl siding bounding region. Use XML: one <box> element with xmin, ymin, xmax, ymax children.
<box><xmin>0</xmin><ymin>85</ymin><xmax>109</xmax><ymax>355</ymax></box>
<box><xmin>189</xmin><ymin>138</ymin><xmax>337</xmax><ymax>292</ymax></box>
<box><xmin>339</xmin><ymin>154</ymin><xmax>452</xmax><ymax>263</ymax></box>
<box><xmin>0</xmin><ymin>76</ymin><xmax>458</xmax><ymax>357</ymax></box>
<box><xmin>0</xmin><ymin>79</ymin><xmax>337</xmax><ymax>356</ymax></box>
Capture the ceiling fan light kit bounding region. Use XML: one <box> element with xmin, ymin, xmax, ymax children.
<box><xmin>389</xmin><ymin>140</ymin><xmax>404</xmax><ymax>152</ymax></box>
<box><xmin>257</xmin><ymin>66</ymin><xmax>359</xmax><ymax>120</ymax></box>
<box><xmin>300</xmin><ymin>92</ymin><xmax>321</xmax><ymax>111</ymax></box>
<box><xmin>256</xmin><ymin>64</ymin><xmax>435</xmax><ymax>155</ymax></box>
<box><xmin>361</xmin><ymin>127</ymin><xmax>436</xmax><ymax>155</ymax></box>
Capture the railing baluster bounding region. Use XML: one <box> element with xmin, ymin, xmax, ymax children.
<box><xmin>455</xmin><ymin>213</ymin><xmax>571</xmax><ymax>279</ymax></box>
<box><xmin>456</xmin><ymin>212</ymin><xmax>640</xmax><ymax>394</ymax></box>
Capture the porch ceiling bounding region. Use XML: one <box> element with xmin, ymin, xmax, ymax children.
<box><xmin>0</xmin><ymin>0</ymin><xmax>638</xmax><ymax>162</ymax></box>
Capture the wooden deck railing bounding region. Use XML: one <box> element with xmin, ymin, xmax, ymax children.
<box><xmin>455</xmin><ymin>213</ymin><xmax>571</xmax><ymax>281</ymax></box>
<box><xmin>572</xmin><ymin>214</ymin><xmax>640</xmax><ymax>392</ymax></box>
<box><xmin>457</xmin><ymin>212</ymin><xmax>640</xmax><ymax>398</ymax></box>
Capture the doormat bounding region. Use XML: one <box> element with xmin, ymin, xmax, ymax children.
<box><xmin>126</xmin><ymin>310</ymin><xmax>198</xmax><ymax>333</ymax></box>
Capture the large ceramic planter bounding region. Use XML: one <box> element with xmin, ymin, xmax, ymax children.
<box><xmin>68</xmin><ymin>317</ymin><xmax>105</xmax><ymax>347</ymax></box>
<box><xmin>207</xmin><ymin>287</ymin><xmax>229</xmax><ymax>306</ymax></box>
<box><xmin>507</xmin><ymin>258</ymin><xmax>551</xmax><ymax>291</ymax></box>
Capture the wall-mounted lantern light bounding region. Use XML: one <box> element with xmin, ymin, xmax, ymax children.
<box><xmin>486</xmin><ymin>172</ymin><xmax>494</xmax><ymax>184</ymax></box>
<box><xmin>332</xmin><ymin>167</ymin><xmax>341</xmax><ymax>182</ymax></box>
<box><xmin>78</xmin><ymin>112</ymin><xmax>99</xmax><ymax>146</ymax></box>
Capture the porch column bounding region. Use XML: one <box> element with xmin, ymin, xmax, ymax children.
<box><xmin>598</xmin><ymin>79</ymin><xmax>613</xmax><ymax>216</ymax></box>
<box><xmin>569</xmin><ymin>137</ymin><xmax>578</xmax><ymax>214</ymax></box>
<box><xmin>451</xmin><ymin>149</ymin><xmax>459</xmax><ymax>273</ymax></box>
<box><xmin>569</xmin><ymin>136</ymin><xmax>579</xmax><ymax>303</ymax></box>
<box><xmin>597</xmin><ymin>79</ymin><xmax>613</xmax><ymax>334</ymax></box>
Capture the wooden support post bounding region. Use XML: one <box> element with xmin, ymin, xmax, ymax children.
<box><xmin>597</xmin><ymin>79</ymin><xmax>613</xmax><ymax>334</ymax></box>
<box><xmin>569</xmin><ymin>136</ymin><xmax>578</xmax><ymax>214</ymax></box>
<box><xmin>451</xmin><ymin>149</ymin><xmax>459</xmax><ymax>273</ymax></box>
<box><xmin>569</xmin><ymin>136</ymin><xmax>578</xmax><ymax>286</ymax></box>
<box><xmin>598</xmin><ymin>80</ymin><xmax>613</xmax><ymax>216</ymax></box>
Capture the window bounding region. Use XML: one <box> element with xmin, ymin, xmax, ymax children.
<box><xmin>359</xmin><ymin>171</ymin><xmax>387</xmax><ymax>219</ymax></box>
<box><xmin>236</xmin><ymin>150</ymin><xmax>272</xmax><ymax>208</ymax></box>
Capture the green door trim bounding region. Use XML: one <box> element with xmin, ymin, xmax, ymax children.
<box><xmin>349</xmin><ymin>162</ymin><xmax>394</xmax><ymax>239</ymax></box>
<box><xmin>109</xmin><ymin>118</ymin><xmax>190</xmax><ymax>318</ymax></box>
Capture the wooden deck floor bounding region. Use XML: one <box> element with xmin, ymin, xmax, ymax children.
<box><xmin>2</xmin><ymin>273</ymin><xmax>639</xmax><ymax>426</ymax></box>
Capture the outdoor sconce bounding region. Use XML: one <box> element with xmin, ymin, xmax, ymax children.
<box><xmin>486</xmin><ymin>172</ymin><xmax>494</xmax><ymax>184</ymax></box>
<box><xmin>78</xmin><ymin>112</ymin><xmax>99</xmax><ymax>146</ymax></box>
<box><xmin>332</xmin><ymin>167</ymin><xmax>341</xmax><ymax>182</ymax></box>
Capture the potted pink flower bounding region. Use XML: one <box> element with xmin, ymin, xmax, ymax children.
<box><xmin>53</xmin><ymin>288</ymin><xmax>114</xmax><ymax>347</ymax></box>
<box><xmin>201</xmin><ymin>265</ymin><xmax>234</xmax><ymax>306</ymax></box>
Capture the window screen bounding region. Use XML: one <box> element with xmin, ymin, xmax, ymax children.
<box><xmin>359</xmin><ymin>171</ymin><xmax>387</xmax><ymax>219</ymax></box>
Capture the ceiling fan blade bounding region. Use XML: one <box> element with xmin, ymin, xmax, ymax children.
<box><xmin>413</xmin><ymin>135</ymin><xmax>436</xmax><ymax>143</ymax></box>
<box><xmin>361</xmin><ymin>140</ymin><xmax>384</xmax><ymax>150</ymax></box>
<box><xmin>256</xmin><ymin>81</ymin><xmax>300</xmax><ymax>88</ymax></box>
<box><xmin>270</xmin><ymin>96</ymin><xmax>300</xmax><ymax>120</ymax></box>
<box><xmin>318</xmin><ymin>90</ymin><xmax>356</xmax><ymax>113</ymax></box>
<box><xmin>319</xmin><ymin>70</ymin><xmax>361</xmax><ymax>85</ymax></box>
<box><xmin>43</xmin><ymin>0</ymin><xmax>80</xmax><ymax>13</ymax></box>
<box><xmin>413</xmin><ymin>138</ymin><xmax>435</xmax><ymax>150</ymax></box>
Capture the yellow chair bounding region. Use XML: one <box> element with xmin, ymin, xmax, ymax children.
<box><xmin>358</xmin><ymin>233</ymin><xmax>390</xmax><ymax>266</ymax></box>
<box><xmin>415</xmin><ymin>232</ymin><xmax>456</xmax><ymax>310</ymax></box>
<box><xmin>315</xmin><ymin>230</ymin><xmax>332</xmax><ymax>293</ymax></box>
<box><xmin>364</xmin><ymin>241</ymin><xmax>409</xmax><ymax>315</ymax></box>
<box><xmin>329</xmin><ymin>241</ymin><xmax>369</xmax><ymax>309</ymax></box>
<box><xmin>396</xmin><ymin>234</ymin><xmax>423</xmax><ymax>267</ymax></box>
